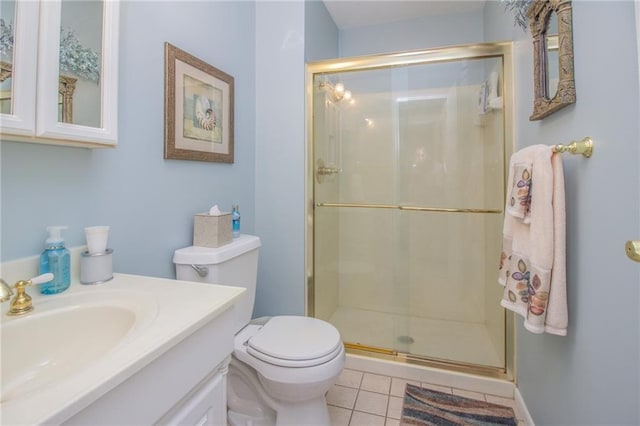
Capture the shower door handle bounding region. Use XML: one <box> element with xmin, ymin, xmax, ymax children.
<box><xmin>316</xmin><ymin>159</ymin><xmax>340</xmax><ymax>183</ymax></box>
<box><xmin>317</xmin><ymin>166</ymin><xmax>340</xmax><ymax>175</ymax></box>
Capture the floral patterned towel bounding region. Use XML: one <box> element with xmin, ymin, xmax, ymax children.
<box><xmin>505</xmin><ymin>162</ymin><xmax>532</xmax><ymax>223</ymax></box>
<box><xmin>498</xmin><ymin>145</ymin><xmax>567</xmax><ymax>336</ymax></box>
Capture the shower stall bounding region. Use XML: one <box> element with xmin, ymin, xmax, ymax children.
<box><xmin>306</xmin><ymin>43</ymin><xmax>514</xmax><ymax>377</ymax></box>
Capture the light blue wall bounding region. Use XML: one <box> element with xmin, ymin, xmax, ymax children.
<box><xmin>483</xmin><ymin>0</ymin><xmax>524</xmax><ymax>43</ymax></box>
<box><xmin>251</xmin><ymin>0</ymin><xmax>337</xmax><ymax>318</ymax></box>
<box><xmin>339</xmin><ymin>10</ymin><xmax>484</xmax><ymax>57</ymax></box>
<box><xmin>253</xmin><ymin>1</ymin><xmax>306</xmax><ymax>317</ymax></box>
<box><xmin>1</xmin><ymin>1</ymin><xmax>256</xmax><ymax>280</ymax></box>
<box><xmin>484</xmin><ymin>1</ymin><xmax>640</xmax><ymax>424</ymax></box>
<box><xmin>305</xmin><ymin>0</ymin><xmax>338</xmax><ymax>62</ymax></box>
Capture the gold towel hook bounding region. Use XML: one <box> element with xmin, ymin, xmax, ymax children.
<box><xmin>552</xmin><ymin>137</ymin><xmax>594</xmax><ymax>158</ymax></box>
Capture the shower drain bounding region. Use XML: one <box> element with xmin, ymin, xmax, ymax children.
<box><xmin>397</xmin><ymin>335</ymin><xmax>415</xmax><ymax>344</ymax></box>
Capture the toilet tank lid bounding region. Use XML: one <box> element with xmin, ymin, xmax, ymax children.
<box><xmin>173</xmin><ymin>234</ymin><xmax>261</xmax><ymax>265</ymax></box>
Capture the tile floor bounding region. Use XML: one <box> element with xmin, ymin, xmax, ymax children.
<box><xmin>326</xmin><ymin>368</ymin><xmax>527</xmax><ymax>426</ymax></box>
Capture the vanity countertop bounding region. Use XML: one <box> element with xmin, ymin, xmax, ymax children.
<box><xmin>0</xmin><ymin>273</ymin><xmax>245</xmax><ymax>425</ymax></box>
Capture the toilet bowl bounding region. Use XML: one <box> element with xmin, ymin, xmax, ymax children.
<box><xmin>228</xmin><ymin>318</ymin><xmax>345</xmax><ymax>425</ymax></box>
<box><xmin>173</xmin><ymin>235</ymin><xmax>345</xmax><ymax>426</ymax></box>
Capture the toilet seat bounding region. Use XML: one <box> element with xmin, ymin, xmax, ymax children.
<box><xmin>235</xmin><ymin>316</ymin><xmax>343</xmax><ymax>368</ymax></box>
<box><xmin>232</xmin><ymin>316</ymin><xmax>345</xmax><ymax>407</ymax></box>
<box><xmin>246</xmin><ymin>316</ymin><xmax>342</xmax><ymax>368</ymax></box>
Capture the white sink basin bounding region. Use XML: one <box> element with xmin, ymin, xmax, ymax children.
<box><xmin>0</xmin><ymin>290</ymin><xmax>157</xmax><ymax>403</ymax></box>
<box><xmin>0</xmin><ymin>272</ymin><xmax>244</xmax><ymax>425</ymax></box>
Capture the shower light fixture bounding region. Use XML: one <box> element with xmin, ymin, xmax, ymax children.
<box><xmin>332</xmin><ymin>83</ymin><xmax>352</xmax><ymax>102</ymax></box>
<box><xmin>318</xmin><ymin>80</ymin><xmax>352</xmax><ymax>103</ymax></box>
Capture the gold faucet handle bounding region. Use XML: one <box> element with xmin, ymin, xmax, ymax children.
<box><xmin>7</xmin><ymin>273</ymin><xmax>54</xmax><ymax>316</ymax></box>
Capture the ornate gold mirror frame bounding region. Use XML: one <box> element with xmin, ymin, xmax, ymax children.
<box><xmin>0</xmin><ymin>61</ymin><xmax>76</xmax><ymax>124</ymax></box>
<box><xmin>58</xmin><ymin>75</ymin><xmax>77</xmax><ymax>123</ymax></box>
<box><xmin>527</xmin><ymin>0</ymin><xmax>576</xmax><ymax>120</ymax></box>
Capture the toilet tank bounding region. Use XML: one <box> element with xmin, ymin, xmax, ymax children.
<box><xmin>173</xmin><ymin>234</ymin><xmax>261</xmax><ymax>334</ymax></box>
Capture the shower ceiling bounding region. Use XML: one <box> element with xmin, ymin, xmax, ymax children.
<box><xmin>322</xmin><ymin>0</ymin><xmax>486</xmax><ymax>29</ymax></box>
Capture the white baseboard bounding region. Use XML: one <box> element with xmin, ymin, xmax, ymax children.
<box><xmin>514</xmin><ymin>387</ymin><xmax>535</xmax><ymax>425</ymax></box>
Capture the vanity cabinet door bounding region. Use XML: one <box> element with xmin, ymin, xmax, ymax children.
<box><xmin>160</xmin><ymin>369</ymin><xmax>228</xmax><ymax>426</ymax></box>
<box><xmin>0</xmin><ymin>0</ymin><xmax>39</xmax><ymax>136</ymax></box>
<box><xmin>0</xmin><ymin>0</ymin><xmax>119</xmax><ymax>148</ymax></box>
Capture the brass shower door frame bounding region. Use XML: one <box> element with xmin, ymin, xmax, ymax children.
<box><xmin>305</xmin><ymin>42</ymin><xmax>515</xmax><ymax>381</ymax></box>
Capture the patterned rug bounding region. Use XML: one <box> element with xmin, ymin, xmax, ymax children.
<box><xmin>401</xmin><ymin>384</ymin><xmax>518</xmax><ymax>425</ymax></box>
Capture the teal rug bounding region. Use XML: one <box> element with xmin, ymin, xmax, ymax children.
<box><xmin>401</xmin><ymin>384</ymin><xmax>518</xmax><ymax>425</ymax></box>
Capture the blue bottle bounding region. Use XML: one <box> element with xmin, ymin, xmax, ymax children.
<box><xmin>232</xmin><ymin>205</ymin><xmax>241</xmax><ymax>238</ymax></box>
<box><xmin>39</xmin><ymin>226</ymin><xmax>71</xmax><ymax>294</ymax></box>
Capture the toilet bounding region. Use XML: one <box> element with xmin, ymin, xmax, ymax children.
<box><xmin>173</xmin><ymin>234</ymin><xmax>345</xmax><ymax>426</ymax></box>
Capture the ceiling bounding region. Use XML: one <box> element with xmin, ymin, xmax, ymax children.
<box><xmin>322</xmin><ymin>0</ymin><xmax>487</xmax><ymax>29</ymax></box>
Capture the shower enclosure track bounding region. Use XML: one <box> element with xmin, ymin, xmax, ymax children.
<box><xmin>315</xmin><ymin>202</ymin><xmax>502</xmax><ymax>214</ymax></box>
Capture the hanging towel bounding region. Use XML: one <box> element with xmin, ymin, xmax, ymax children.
<box><xmin>498</xmin><ymin>145</ymin><xmax>567</xmax><ymax>336</ymax></box>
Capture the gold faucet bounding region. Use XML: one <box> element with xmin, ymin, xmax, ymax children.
<box><xmin>1</xmin><ymin>273</ymin><xmax>54</xmax><ymax>316</ymax></box>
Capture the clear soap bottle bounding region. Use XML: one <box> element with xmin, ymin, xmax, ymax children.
<box><xmin>39</xmin><ymin>226</ymin><xmax>71</xmax><ymax>294</ymax></box>
<box><xmin>232</xmin><ymin>205</ymin><xmax>241</xmax><ymax>238</ymax></box>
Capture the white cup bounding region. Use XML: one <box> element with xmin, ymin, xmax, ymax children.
<box><xmin>85</xmin><ymin>226</ymin><xmax>110</xmax><ymax>254</ymax></box>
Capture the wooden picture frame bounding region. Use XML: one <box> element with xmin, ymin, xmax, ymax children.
<box><xmin>164</xmin><ymin>43</ymin><xmax>234</xmax><ymax>162</ymax></box>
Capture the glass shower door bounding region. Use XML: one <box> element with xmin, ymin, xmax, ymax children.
<box><xmin>310</xmin><ymin>46</ymin><xmax>511</xmax><ymax>372</ymax></box>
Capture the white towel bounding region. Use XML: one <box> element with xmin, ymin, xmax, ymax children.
<box><xmin>498</xmin><ymin>145</ymin><xmax>567</xmax><ymax>336</ymax></box>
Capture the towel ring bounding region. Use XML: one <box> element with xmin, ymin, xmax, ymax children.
<box><xmin>552</xmin><ymin>137</ymin><xmax>593</xmax><ymax>158</ymax></box>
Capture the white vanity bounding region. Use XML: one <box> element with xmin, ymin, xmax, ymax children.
<box><xmin>0</xmin><ymin>253</ymin><xmax>245</xmax><ymax>425</ymax></box>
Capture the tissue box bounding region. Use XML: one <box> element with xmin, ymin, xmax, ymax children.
<box><xmin>193</xmin><ymin>212</ymin><xmax>232</xmax><ymax>248</ymax></box>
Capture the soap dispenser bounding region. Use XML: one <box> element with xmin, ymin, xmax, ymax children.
<box><xmin>232</xmin><ymin>205</ymin><xmax>241</xmax><ymax>238</ymax></box>
<box><xmin>39</xmin><ymin>226</ymin><xmax>71</xmax><ymax>294</ymax></box>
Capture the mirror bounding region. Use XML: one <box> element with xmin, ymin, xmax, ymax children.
<box><xmin>58</xmin><ymin>75</ymin><xmax>77</xmax><ymax>123</ymax></box>
<box><xmin>545</xmin><ymin>12</ymin><xmax>559</xmax><ymax>99</ymax></box>
<box><xmin>527</xmin><ymin>0</ymin><xmax>576</xmax><ymax>121</ymax></box>
<box><xmin>58</xmin><ymin>0</ymin><xmax>103</xmax><ymax>127</ymax></box>
<box><xmin>0</xmin><ymin>62</ymin><xmax>76</xmax><ymax>123</ymax></box>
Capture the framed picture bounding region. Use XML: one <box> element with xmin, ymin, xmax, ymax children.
<box><xmin>164</xmin><ymin>42</ymin><xmax>234</xmax><ymax>163</ymax></box>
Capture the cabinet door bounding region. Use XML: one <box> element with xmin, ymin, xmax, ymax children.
<box><xmin>0</xmin><ymin>0</ymin><xmax>39</xmax><ymax>136</ymax></box>
<box><xmin>36</xmin><ymin>0</ymin><xmax>119</xmax><ymax>147</ymax></box>
<box><xmin>161</xmin><ymin>371</ymin><xmax>228</xmax><ymax>426</ymax></box>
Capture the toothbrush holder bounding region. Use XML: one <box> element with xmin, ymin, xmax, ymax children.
<box><xmin>80</xmin><ymin>249</ymin><xmax>114</xmax><ymax>285</ymax></box>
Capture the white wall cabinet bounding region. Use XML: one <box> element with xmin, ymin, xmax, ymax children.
<box><xmin>0</xmin><ymin>0</ymin><xmax>119</xmax><ymax>148</ymax></box>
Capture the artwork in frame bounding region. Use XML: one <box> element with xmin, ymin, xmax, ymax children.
<box><xmin>164</xmin><ymin>42</ymin><xmax>234</xmax><ymax>163</ymax></box>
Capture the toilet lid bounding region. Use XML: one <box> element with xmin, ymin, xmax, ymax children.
<box><xmin>247</xmin><ymin>316</ymin><xmax>342</xmax><ymax>367</ymax></box>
